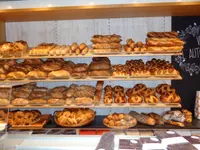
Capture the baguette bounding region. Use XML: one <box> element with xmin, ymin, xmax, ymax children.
<box><xmin>129</xmin><ymin>111</ymin><xmax>155</xmax><ymax>126</ymax></box>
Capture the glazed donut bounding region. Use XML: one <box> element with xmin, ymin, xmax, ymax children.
<box><xmin>113</xmin><ymin>86</ymin><xmax>124</xmax><ymax>92</ymax></box>
<box><xmin>144</xmin><ymin>95</ymin><xmax>158</xmax><ymax>104</ymax></box>
<box><xmin>128</xmin><ymin>95</ymin><xmax>143</xmax><ymax>104</ymax></box>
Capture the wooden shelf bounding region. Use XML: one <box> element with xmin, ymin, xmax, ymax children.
<box><xmin>0</xmin><ymin>2</ymin><xmax>200</xmax><ymax>22</ymax></box>
<box><xmin>0</xmin><ymin>52</ymin><xmax>182</xmax><ymax>60</ymax></box>
<box><xmin>1</xmin><ymin>103</ymin><xmax>181</xmax><ymax>109</ymax></box>
<box><xmin>0</xmin><ymin>76</ymin><xmax>182</xmax><ymax>83</ymax></box>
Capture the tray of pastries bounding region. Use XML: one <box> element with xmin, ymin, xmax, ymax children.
<box><xmin>8</xmin><ymin>110</ymin><xmax>45</xmax><ymax>128</ymax></box>
<box><xmin>54</xmin><ymin>108</ymin><xmax>95</xmax><ymax>127</ymax></box>
<box><xmin>91</xmin><ymin>34</ymin><xmax>122</xmax><ymax>54</ymax></box>
<box><xmin>124</xmin><ymin>39</ymin><xmax>147</xmax><ymax>54</ymax></box>
<box><xmin>103</xmin><ymin>113</ymin><xmax>137</xmax><ymax>129</ymax></box>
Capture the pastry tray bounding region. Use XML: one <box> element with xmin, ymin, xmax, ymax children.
<box><xmin>10</xmin><ymin>114</ymin><xmax>50</xmax><ymax>129</ymax></box>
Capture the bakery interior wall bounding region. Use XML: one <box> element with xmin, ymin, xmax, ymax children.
<box><xmin>5</xmin><ymin>17</ymin><xmax>171</xmax><ymax>115</ymax></box>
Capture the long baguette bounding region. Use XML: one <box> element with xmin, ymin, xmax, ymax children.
<box><xmin>165</xmin><ymin>120</ymin><xmax>185</xmax><ymax>127</ymax></box>
<box><xmin>129</xmin><ymin>111</ymin><xmax>155</xmax><ymax>126</ymax></box>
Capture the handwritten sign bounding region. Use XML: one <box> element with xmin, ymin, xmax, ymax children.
<box><xmin>172</xmin><ymin>17</ymin><xmax>200</xmax><ymax>113</ymax></box>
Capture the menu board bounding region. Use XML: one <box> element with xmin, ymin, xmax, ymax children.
<box><xmin>172</xmin><ymin>16</ymin><xmax>200</xmax><ymax>113</ymax></box>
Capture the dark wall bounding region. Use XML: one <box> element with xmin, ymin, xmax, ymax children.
<box><xmin>172</xmin><ymin>16</ymin><xmax>200</xmax><ymax>113</ymax></box>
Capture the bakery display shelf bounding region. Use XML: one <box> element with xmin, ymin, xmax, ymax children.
<box><xmin>1</xmin><ymin>103</ymin><xmax>181</xmax><ymax>109</ymax></box>
<box><xmin>0</xmin><ymin>2</ymin><xmax>200</xmax><ymax>22</ymax></box>
<box><xmin>9</xmin><ymin>116</ymin><xmax>200</xmax><ymax>131</ymax></box>
<box><xmin>0</xmin><ymin>52</ymin><xmax>183</xmax><ymax>60</ymax></box>
<box><xmin>0</xmin><ymin>82</ymin><xmax>30</xmax><ymax>88</ymax></box>
<box><xmin>0</xmin><ymin>75</ymin><xmax>182</xmax><ymax>83</ymax></box>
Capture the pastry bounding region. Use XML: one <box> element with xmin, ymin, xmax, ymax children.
<box><xmin>128</xmin><ymin>95</ymin><xmax>143</xmax><ymax>104</ymax></box>
<box><xmin>147</xmin><ymin>32</ymin><xmax>179</xmax><ymax>38</ymax></box>
<box><xmin>29</xmin><ymin>99</ymin><xmax>47</xmax><ymax>105</ymax></box>
<box><xmin>0</xmin><ymin>74</ymin><xmax>6</xmax><ymax>80</ymax></box>
<box><xmin>7</xmin><ymin>71</ymin><xmax>26</xmax><ymax>79</ymax></box>
<box><xmin>73</xmin><ymin>63</ymin><xmax>88</xmax><ymax>72</ymax></box>
<box><xmin>92</xmin><ymin>43</ymin><xmax>122</xmax><ymax>49</ymax></box>
<box><xmin>71</xmin><ymin>72</ymin><xmax>87</xmax><ymax>79</ymax></box>
<box><xmin>12</xmin><ymin>98</ymin><xmax>29</xmax><ymax>106</ymax></box>
<box><xmin>48</xmin><ymin>70</ymin><xmax>70</xmax><ymax>79</ymax></box>
<box><xmin>27</xmin><ymin>70</ymin><xmax>47</xmax><ymax>79</ymax></box>
<box><xmin>74</xmin><ymin>97</ymin><xmax>94</xmax><ymax>105</ymax></box>
<box><xmin>40</xmin><ymin>62</ymin><xmax>62</xmax><ymax>72</ymax></box>
<box><xmin>141</xmin><ymin>88</ymin><xmax>156</xmax><ymax>97</ymax></box>
<box><xmin>89</xmin><ymin>62</ymin><xmax>111</xmax><ymax>71</ymax></box>
<box><xmin>0</xmin><ymin>99</ymin><xmax>9</xmax><ymax>106</ymax></box>
<box><xmin>103</xmin><ymin>113</ymin><xmax>137</xmax><ymax>128</ymax></box>
<box><xmin>23</xmin><ymin>59</ymin><xmax>43</xmax><ymax>65</ymax></box>
<box><xmin>156</xmin><ymin>84</ymin><xmax>176</xmax><ymax>95</ymax></box>
<box><xmin>144</xmin><ymin>95</ymin><xmax>158</xmax><ymax>104</ymax></box>
<box><xmin>0</xmin><ymin>88</ymin><xmax>11</xmax><ymax>99</ymax></box>
<box><xmin>89</xmin><ymin>70</ymin><xmax>111</xmax><ymax>77</ymax></box>
<box><xmin>48</xmin><ymin>98</ymin><xmax>65</xmax><ymax>105</ymax></box>
<box><xmin>160</xmin><ymin>91</ymin><xmax>181</xmax><ymax>103</ymax></box>
<box><xmin>50</xmin><ymin>86</ymin><xmax>67</xmax><ymax>99</ymax></box>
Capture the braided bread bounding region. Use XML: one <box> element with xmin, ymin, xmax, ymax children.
<box><xmin>160</xmin><ymin>92</ymin><xmax>181</xmax><ymax>103</ymax></box>
<box><xmin>128</xmin><ymin>95</ymin><xmax>143</xmax><ymax>104</ymax></box>
<box><xmin>156</xmin><ymin>84</ymin><xmax>176</xmax><ymax>95</ymax></box>
<box><xmin>144</xmin><ymin>95</ymin><xmax>158</xmax><ymax>104</ymax></box>
<box><xmin>141</xmin><ymin>88</ymin><xmax>155</xmax><ymax>97</ymax></box>
<box><xmin>147</xmin><ymin>32</ymin><xmax>178</xmax><ymax>38</ymax></box>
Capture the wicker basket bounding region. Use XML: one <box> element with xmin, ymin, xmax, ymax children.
<box><xmin>54</xmin><ymin>110</ymin><xmax>95</xmax><ymax>127</ymax></box>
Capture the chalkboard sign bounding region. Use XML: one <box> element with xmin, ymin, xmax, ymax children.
<box><xmin>172</xmin><ymin>16</ymin><xmax>200</xmax><ymax>113</ymax></box>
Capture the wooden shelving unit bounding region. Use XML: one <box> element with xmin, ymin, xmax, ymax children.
<box><xmin>0</xmin><ymin>2</ymin><xmax>200</xmax><ymax>22</ymax></box>
<box><xmin>0</xmin><ymin>52</ymin><xmax>183</xmax><ymax>60</ymax></box>
<box><xmin>1</xmin><ymin>103</ymin><xmax>181</xmax><ymax>109</ymax></box>
<box><xmin>0</xmin><ymin>75</ymin><xmax>182</xmax><ymax>83</ymax></box>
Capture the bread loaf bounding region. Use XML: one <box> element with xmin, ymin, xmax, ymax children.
<box><xmin>89</xmin><ymin>70</ymin><xmax>111</xmax><ymax>76</ymax></box>
<box><xmin>7</xmin><ymin>71</ymin><xmax>26</xmax><ymax>79</ymax></box>
<box><xmin>48</xmin><ymin>70</ymin><xmax>70</xmax><ymax>79</ymax></box>
<box><xmin>27</xmin><ymin>70</ymin><xmax>47</xmax><ymax>79</ymax></box>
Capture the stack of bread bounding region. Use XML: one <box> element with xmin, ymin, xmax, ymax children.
<box><xmin>91</xmin><ymin>34</ymin><xmax>122</xmax><ymax>53</ymax></box>
<box><xmin>156</xmin><ymin>84</ymin><xmax>181</xmax><ymax>104</ymax></box>
<box><xmin>146</xmin><ymin>32</ymin><xmax>184</xmax><ymax>52</ymax></box>
<box><xmin>8</xmin><ymin>110</ymin><xmax>41</xmax><ymax>126</ymax></box>
<box><xmin>49</xmin><ymin>42</ymin><xmax>89</xmax><ymax>56</ymax></box>
<box><xmin>66</xmin><ymin>84</ymin><xmax>96</xmax><ymax>105</ymax></box>
<box><xmin>94</xmin><ymin>81</ymin><xmax>104</xmax><ymax>102</ymax></box>
<box><xmin>103</xmin><ymin>113</ymin><xmax>137</xmax><ymax>129</ymax></box>
<box><xmin>89</xmin><ymin>57</ymin><xmax>111</xmax><ymax>77</ymax></box>
<box><xmin>124</xmin><ymin>39</ymin><xmax>147</xmax><ymax>53</ymax></box>
<box><xmin>54</xmin><ymin>108</ymin><xmax>95</xmax><ymax>127</ymax></box>
<box><xmin>0</xmin><ymin>40</ymin><xmax>28</xmax><ymax>57</ymax></box>
<box><xmin>48</xmin><ymin>86</ymin><xmax>67</xmax><ymax>105</ymax></box>
<box><xmin>71</xmin><ymin>63</ymin><xmax>88</xmax><ymax>79</ymax></box>
<box><xmin>0</xmin><ymin>88</ymin><xmax>11</xmax><ymax>106</ymax></box>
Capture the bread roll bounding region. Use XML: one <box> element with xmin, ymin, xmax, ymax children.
<box><xmin>7</xmin><ymin>71</ymin><xmax>26</xmax><ymax>79</ymax></box>
<box><xmin>73</xmin><ymin>63</ymin><xmax>88</xmax><ymax>72</ymax></box>
<box><xmin>48</xmin><ymin>70</ymin><xmax>70</xmax><ymax>79</ymax></box>
<box><xmin>40</xmin><ymin>62</ymin><xmax>62</xmax><ymax>72</ymax></box>
<box><xmin>89</xmin><ymin>62</ymin><xmax>111</xmax><ymax>70</ymax></box>
<box><xmin>27</xmin><ymin>71</ymin><xmax>47</xmax><ymax>79</ymax></box>
<box><xmin>71</xmin><ymin>42</ymin><xmax>78</xmax><ymax>51</ymax></box>
<box><xmin>79</xmin><ymin>43</ymin><xmax>87</xmax><ymax>50</ymax></box>
<box><xmin>23</xmin><ymin>59</ymin><xmax>43</xmax><ymax>65</ymax></box>
<box><xmin>71</xmin><ymin>72</ymin><xmax>87</xmax><ymax>79</ymax></box>
<box><xmin>0</xmin><ymin>74</ymin><xmax>6</xmax><ymax>80</ymax></box>
<box><xmin>89</xmin><ymin>70</ymin><xmax>111</xmax><ymax>76</ymax></box>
